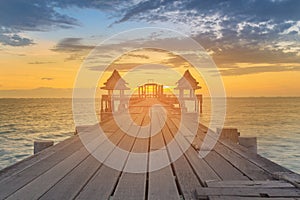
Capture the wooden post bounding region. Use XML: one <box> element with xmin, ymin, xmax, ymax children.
<box><xmin>217</xmin><ymin>128</ymin><xmax>240</xmax><ymax>143</ymax></box>
<box><xmin>200</xmin><ymin>95</ymin><xmax>203</xmax><ymax>113</ymax></box>
<box><xmin>138</xmin><ymin>86</ymin><xmax>140</xmax><ymax>98</ymax></box>
<box><xmin>100</xmin><ymin>98</ymin><xmax>103</xmax><ymax>112</ymax></box>
<box><xmin>34</xmin><ymin>140</ymin><xmax>54</xmax><ymax>154</ymax></box>
<box><xmin>238</xmin><ymin>136</ymin><xmax>257</xmax><ymax>154</ymax></box>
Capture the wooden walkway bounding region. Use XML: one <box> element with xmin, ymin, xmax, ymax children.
<box><xmin>0</xmin><ymin>99</ymin><xmax>299</xmax><ymax>200</ymax></box>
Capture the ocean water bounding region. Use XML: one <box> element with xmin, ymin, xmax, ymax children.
<box><xmin>0</xmin><ymin>98</ymin><xmax>299</xmax><ymax>174</ymax></box>
<box><xmin>0</xmin><ymin>99</ymin><xmax>74</xmax><ymax>170</ymax></box>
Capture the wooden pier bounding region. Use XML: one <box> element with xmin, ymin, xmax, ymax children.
<box><xmin>0</xmin><ymin>70</ymin><xmax>299</xmax><ymax>200</ymax></box>
<box><xmin>0</xmin><ymin>98</ymin><xmax>299</xmax><ymax>199</ymax></box>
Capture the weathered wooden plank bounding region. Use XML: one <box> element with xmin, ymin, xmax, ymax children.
<box><xmin>183</xmin><ymin>120</ymin><xmax>274</xmax><ymax>181</ymax></box>
<box><xmin>209</xmin><ymin>196</ymin><xmax>298</xmax><ymax>200</ymax></box>
<box><xmin>148</xmin><ymin>112</ymin><xmax>180</xmax><ymax>200</ymax></box>
<box><xmin>2</xmin><ymin>118</ymin><xmax>122</xmax><ymax>199</ymax></box>
<box><xmin>6</xmin><ymin>145</ymin><xmax>92</xmax><ymax>200</ymax></box>
<box><xmin>185</xmin><ymin>147</ymin><xmax>222</xmax><ymax>183</ymax></box>
<box><xmin>206</xmin><ymin>180</ymin><xmax>295</xmax><ymax>188</ymax></box>
<box><xmin>113</xmin><ymin>173</ymin><xmax>147</xmax><ymax>200</ymax></box>
<box><xmin>112</xmin><ymin>109</ymin><xmax>152</xmax><ymax>199</ymax></box>
<box><xmin>196</xmin><ymin>187</ymin><xmax>300</xmax><ymax>198</ymax></box>
<box><xmin>5</xmin><ymin>122</ymin><xmax>118</xmax><ymax>200</ymax></box>
<box><xmin>273</xmin><ymin>172</ymin><xmax>300</xmax><ymax>189</ymax></box>
<box><xmin>160</xmin><ymin>116</ymin><xmax>203</xmax><ymax>200</ymax></box>
<box><xmin>212</xmin><ymin>142</ymin><xmax>273</xmax><ymax>180</ymax></box>
<box><xmin>75</xmin><ymin>165</ymin><xmax>121</xmax><ymax>200</ymax></box>
<box><xmin>148</xmin><ymin>166</ymin><xmax>180</xmax><ymax>200</ymax></box>
<box><xmin>38</xmin><ymin>155</ymin><xmax>101</xmax><ymax>200</ymax></box>
<box><xmin>113</xmin><ymin>139</ymin><xmax>149</xmax><ymax>199</ymax></box>
<box><xmin>0</xmin><ymin>135</ymin><xmax>79</xmax><ymax>181</ymax></box>
<box><xmin>212</xmin><ymin>143</ymin><xmax>272</xmax><ymax>181</ymax></box>
<box><xmin>76</xmin><ymin>113</ymin><xmax>145</xmax><ymax>200</ymax></box>
<box><xmin>166</xmin><ymin>117</ymin><xmax>221</xmax><ymax>184</ymax></box>
<box><xmin>75</xmin><ymin>141</ymin><xmax>129</xmax><ymax>200</ymax></box>
<box><xmin>0</xmin><ymin>136</ymin><xmax>83</xmax><ymax>199</ymax></box>
<box><xmin>198</xmin><ymin>123</ymin><xmax>292</xmax><ymax>175</ymax></box>
<box><xmin>36</xmin><ymin>120</ymin><xmax>124</xmax><ymax>200</ymax></box>
<box><xmin>204</xmin><ymin>150</ymin><xmax>250</xmax><ymax>181</ymax></box>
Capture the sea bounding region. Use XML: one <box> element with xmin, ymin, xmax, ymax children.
<box><xmin>0</xmin><ymin>97</ymin><xmax>299</xmax><ymax>173</ymax></box>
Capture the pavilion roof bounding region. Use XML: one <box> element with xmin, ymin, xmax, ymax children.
<box><xmin>175</xmin><ymin>70</ymin><xmax>201</xmax><ymax>90</ymax></box>
<box><xmin>100</xmin><ymin>69</ymin><xmax>130</xmax><ymax>90</ymax></box>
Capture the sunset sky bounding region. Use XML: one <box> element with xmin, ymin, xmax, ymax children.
<box><xmin>1</xmin><ymin>0</ymin><xmax>300</xmax><ymax>97</ymax></box>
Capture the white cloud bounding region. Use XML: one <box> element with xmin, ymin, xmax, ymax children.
<box><xmin>236</xmin><ymin>20</ymin><xmax>276</xmax><ymax>36</ymax></box>
<box><xmin>281</xmin><ymin>20</ymin><xmax>300</xmax><ymax>35</ymax></box>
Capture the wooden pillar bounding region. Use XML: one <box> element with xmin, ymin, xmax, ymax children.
<box><xmin>158</xmin><ymin>85</ymin><xmax>161</xmax><ymax>96</ymax></box>
<box><xmin>138</xmin><ymin>86</ymin><xmax>140</xmax><ymax>98</ymax></box>
<box><xmin>147</xmin><ymin>85</ymin><xmax>149</xmax><ymax>98</ymax></box>
<box><xmin>200</xmin><ymin>95</ymin><xmax>203</xmax><ymax>113</ymax></box>
<box><xmin>158</xmin><ymin>85</ymin><xmax>160</xmax><ymax>96</ymax></box>
<box><xmin>239</xmin><ymin>137</ymin><xmax>257</xmax><ymax>154</ymax></box>
<box><xmin>217</xmin><ymin>128</ymin><xmax>240</xmax><ymax>143</ymax></box>
<box><xmin>152</xmin><ymin>85</ymin><xmax>154</xmax><ymax>97</ymax></box>
<box><xmin>34</xmin><ymin>140</ymin><xmax>54</xmax><ymax>154</ymax></box>
<box><xmin>179</xmin><ymin>89</ymin><xmax>183</xmax><ymax>98</ymax></box>
<box><xmin>111</xmin><ymin>96</ymin><xmax>114</xmax><ymax>112</ymax></box>
<box><xmin>190</xmin><ymin>89</ymin><xmax>193</xmax><ymax>98</ymax></box>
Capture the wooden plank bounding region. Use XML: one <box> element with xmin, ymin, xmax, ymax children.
<box><xmin>35</xmin><ymin>117</ymin><xmax>127</xmax><ymax>199</ymax></box>
<box><xmin>204</xmin><ymin>151</ymin><xmax>249</xmax><ymax>181</ymax></box>
<box><xmin>273</xmin><ymin>172</ymin><xmax>300</xmax><ymax>189</ymax></box>
<box><xmin>75</xmin><ymin>113</ymin><xmax>143</xmax><ymax>199</ymax></box>
<box><xmin>38</xmin><ymin>155</ymin><xmax>101</xmax><ymax>200</ymax></box>
<box><xmin>209</xmin><ymin>197</ymin><xmax>298</xmax><ymax>200</ymax></box>
<box><xmin>112</xmin><ymin>108</ymin><xmax>154</xmax><ymax>199</ymax></box>
<box><xmin>76</xmin><ymin>165</ymin><xmax>121</xmax><ymax>200</ymax></box>
<box><xmin>181</xmin><ymin>119</ymin><xmax>274</xmax><ymax>181</ymax></box>
<box><xmin>6</xmin><ymin>145</ymin><xmax>92</xmax><ymax>200</ymax></box>
<box><xmin>112</xmin><ymin>173</ymin><xmax>147</xmax><ymax>200</ymax></box>
<box><xmin>76</xmin><ymin>113</ymin><xmax>145</xmax><ymax>200</ymax></box>
<box><xmin>185</xmin><ymin>147</ymin><xmax>222</xmax><ymax>183</ymax></box>
<box><xmin>198</xmin><ymin>123</ymin><xmax>292</xmax><ymax>175</ymax></box>
<box><xmin>206</xmin><ymin>180</ymin><xmax>295</xmax><ymax>188</ymax></box>
<box><xmin>148</xmin><ymin>166</ymin><xmax>180</xmax><ymax>200</ymax></box>
<box><xmin>160</xmin><ymin>116</ymin><xmax>202</xmax><ymax>200</ymax></box>
<box><xmin>195</xmin><ymin>187</ymin><xmax>300</xmax><ymax>198</ymax></box>
<box><xmin>113</xmin><ymin>138</ymin><xmax>149</xmax><ymax>199</ymax></box>
<box><xmin>0</xmin><ymin>135</ymin><xmax>79</xmax><ymax>181</ymax></box>
<box><xmin>148</xmin><ymin>112</ymin><xmax>180</xmax><ymax>200</ymax></box>
<box><xmin>0</xmin><ymin>136</ymin><xmax>83</xmax><ymax>199</ymax></box>
<box><xmin>5</xmin><ymin>125</ymin><xmax>112</xmax><ymax>200</ymax></box>
<box><xmin>2</xmin><ymin>119</ymin><xmax>123</xmax><ymax>199</ymax></box>
<box><xmin>213</xmin><ymin>142</ymin><xmax>273</xmax><ymax>181</ymax></box>
<box><xmin>166</xmin><ymin>116</ymin><xmax>221</xmax><ymax>184</ymax></box>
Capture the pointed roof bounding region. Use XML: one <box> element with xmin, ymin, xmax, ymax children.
<box><xmin>101</xmin><ymin>69</ymin><xmax>130</xmax><ymax>90</ymax></box>
<box><xmin>175</xmin><ymin>70</ymin><xmax>201</xmax><ymax>90</ymax></box>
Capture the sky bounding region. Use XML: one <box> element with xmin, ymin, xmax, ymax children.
<box><xmin>0</xmin><ymin>0</ymin><xmax>300</xmax><ymax>97</ymax></box>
